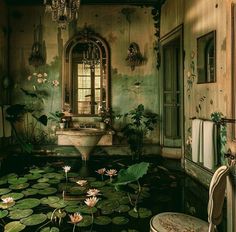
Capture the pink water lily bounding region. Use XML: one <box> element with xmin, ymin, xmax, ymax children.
<box><xmin>96</xmin><ymin>168</ymin><xmax>106</xmax><ymax>175</ymax></box>
<box><xmin>69</xmin><ymin>212</ymin><xmax>83</xmax><ymax>224</ymax></box>
<box><xmin>105</xmin><ymin>169</ymin><xmax>117</xmax><ymax>177</ymax></box>
<box><xmin>76</xmin><ymin>180</ymin><xmax>88</xmax><ymax>186</ymax></box>
<box><xmin>84</xmin><ymin>196</ymin><xmax>99</xmax><ymax>208</ymax></box>
<box><xmin>87</xmin><ymin>188</ymin><xmax>101</xmax><ymax>197</ymax></box>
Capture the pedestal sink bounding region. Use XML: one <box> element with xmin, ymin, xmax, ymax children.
<box><xmin>56</xmin><ymin>128</ymin><xmax>106</xmax><ymax>161</ymax></box>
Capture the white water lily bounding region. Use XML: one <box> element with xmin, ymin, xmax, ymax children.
<box><xmin>76</xmin><ymin>180</ymin><xmax>87</xmax><ymax>186</ymax></box>
<box><xmin>84</xmin><ymin>196</ymin><xmax>99</xmax><ymax>208</ymax></box>
<box><xmin>43</xmin><ymin>72</ymin><xmax>48</xmax><ymax>77</ymax></box>
<box><xmin>87</xmin><ymin>188</ymin><xmax>101</xmax><ymax>197</ymax></box>
<box><xmin>37</xmin><ymin>73</ymin><xmax>43</xmax><ymax>78</ymax></box>
<box><xmin>2</xmin><ymin>197</ymin><xmax>14</xmax><ymax>204</ymax></box>
<box><xmin>63</xmin><ymin>166</ymin><xmax>71</xmax><ymax>173</ymax></box>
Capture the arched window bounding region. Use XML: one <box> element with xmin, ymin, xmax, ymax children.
<box><xmin>63</xmin><ymin>28</ymin><xmax>110</xmax><ymax>116</ymax></box>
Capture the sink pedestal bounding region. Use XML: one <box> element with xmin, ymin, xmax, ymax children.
<box><xmin>56</xmin><ymin>128</ymin><xmax>106</xmax><ymax>160</ymax></box>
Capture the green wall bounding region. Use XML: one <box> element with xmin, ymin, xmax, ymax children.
<box><xmin>8</xmin><ymin>5</ymin><xmax>160</xmax><ymax>144</ymax></box>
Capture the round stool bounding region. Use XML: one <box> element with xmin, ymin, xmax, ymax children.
<box><xmin>150</xmin><ymin>212</ymin><xmax>208</xmax><ymax>232</ymax></box>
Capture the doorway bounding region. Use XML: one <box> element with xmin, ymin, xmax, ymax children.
<box><xmin>160</xmin><ymin>25</ymin><xmax>184</xmax><ymax>153</ymax></box>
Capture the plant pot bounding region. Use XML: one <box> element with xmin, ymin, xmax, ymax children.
<box><xmin>99</xmin><ymin>122</ymin><xmax>106</xmax><ymax>130</ymax></box>
<box><xmin>59</xmin><ymin>122</ymin><xmax>65</xmax><ymax>129</ymax></box>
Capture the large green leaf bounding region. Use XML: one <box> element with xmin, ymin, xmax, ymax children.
<box><xmin>114</xmin><ymin>162</ymin><xmax>149</xmax><ymax>186</ymax></box>
<box><xmin>112</xmin><ymin>216</ymin><xmax>129</xmax><ymax>225</ymax></box>
<box><xmin>4</xmin><ymin>221</ymin><xmax>26</xmax><ymax>232</ymax></box>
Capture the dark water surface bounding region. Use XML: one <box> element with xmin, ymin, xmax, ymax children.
<box><xmin>0</xmin><ymin>154</ymin><xmax>213</xmax><ymax>232</ymax></box>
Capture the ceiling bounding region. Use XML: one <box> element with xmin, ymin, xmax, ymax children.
<box><xmin>5</xmin><ymin>0</ymin><xmax>165</xmax><ymax>7</ymax></box>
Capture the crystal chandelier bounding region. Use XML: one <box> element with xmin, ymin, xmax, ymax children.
<box><xmin>44</xmin><ymin>0</ymin><xmax>81</xmax><ymax>29</ymax></box>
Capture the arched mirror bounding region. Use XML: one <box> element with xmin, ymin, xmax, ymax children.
<box><xmin>63</xmin><ymin>28</ymin><xmax>110</xmax><ymax>116</ymax></box>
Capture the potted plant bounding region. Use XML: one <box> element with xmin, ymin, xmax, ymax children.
<box><xmin>98</xmin><ymin>105</ymin><xmax>113</xmax><ymax>130</ymax></box>
<box><xmin>121</xmin><ymin>104</ymin><xmax>158</xmax><ymax>160</ymax></box>
<box><xmin>48</xmin><ymin>110</ymin><xmax>66</xmax><ymax>129</ymax></box>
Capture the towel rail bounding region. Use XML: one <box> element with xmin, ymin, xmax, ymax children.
<box><xmin>190</xmin><ymin>117</ymin><xmax>236</xmax><ymax>124</ymax></box>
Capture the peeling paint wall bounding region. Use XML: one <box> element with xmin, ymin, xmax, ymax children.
<box><xmin>9</xmin><ymin>5</ymin><xmax>159</xmax><ymax>144</ymax></box>
<box><xmin>161</xmin><ymin>0</ymin><xmax>228</xmax><ymax>158</ymax></box>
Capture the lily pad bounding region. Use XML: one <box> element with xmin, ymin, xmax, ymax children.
<box><xmin>15</xmin><ymin>198</ymin><xmax>41</xmax><ymax>209</ymax></box>
<box><xmin>69</xmin><ymin>186</ymin><xmax>85</xmax><ymax>195</ymax></box>
<box><xmin>86</xmin><ymin>177</ymin><xmax>96</xmax><ymax>182</ymax></box>
<box><xmin>0</xmin><ymin>179</ymin><xmax>7</xmax><ymax>185</ymax></box>
<box><xmin>37</xmin><ymin>177</ymin><xmax>50</xmax><ymax>183</ymax></box>
<box><xmin>128</xmin><ymin>207</ymin><xmax>152</xmax><ymax>218</ymax></box>
<box><xmin>9</xmin><ymin>209</ymin><xmax>33</xmax><ymax>220</ymax></box>
<box><xmin>29</xmin><ymin>168</ymin><xmax>45</xmax><ymax>174</ymax></box>
<box><xmin>97</xmin><ymin>199</ymin><xmax>119</xmax><ymax>212</ymax></box>
<box><xmin>94</xmin><ymin>216</ymin><xmax>111</xmax><ymax>225</ymax></box>
<box><xmin>0</xmin><ymin>201</ymin><xmax>15</xmax><ymax>209</ymax></box>
<box><xmin>24</xmin><ymin>173</ymin><xmax>42</xmax><ymax>180</ymax></box>
<box><xmin>48</xmin><ymin>179</ymin><xmax>60</xmax><ymax>185</ymax></box>
<box><xmin>43</xmin><ymin>166</ymin><xmax>55</xmax><ymax>173</ymax></box>
<box><xmin>9</xmin><ymin>183</ymin><xmax>29</xmax><ymax>190</ymax></box>
<box><xmin>32</xmin><ymin>183</ymin><xmax>50</xmax><ymax>189</ymax></box>
<box><xmin>20</xmin><ymin>213</ymin><xmax>47</xmax><ymax>226</ymax></box>
<box><xmin>112</xmin><ymin>216</ymin><xmax>129</xmax><ymax>225</ymax></box>
<box><xmin>43</xmin><ymin>173</ymin><xmax>63</xmax><ymax>180</ymax></box>
<box><xmin>0</xmin><ymin>209</ymin><xmax>8</xmax><ymax>218</ymax></box>
<box><xmin>38</xmin><ymin>187</ymin><xmax>57</xmax><ymax>195</ymax></box>
<box><xmin>8</xmin><ymin>177</ymin><xmax>28</xmax><ymax>185</ymax></box>
<box><xmin>65</xmin><ymin>205</ymin><xmax>79</xmax><ymax>213</ymax></box>
<box><xmin>41</xmin><ymin>196</ymin><xmax>60</xmax><ymax>205</ymax></box>
<box><xmin>90</xmin><ymin>181</ymin><xmax>106</xmax><ymax>188</ymax></box>
<box><xmin>40</xmin><ymin>227</ymin><xmax>60</xmax><ymax>232</ymax></box>
<box><xmin>118</xmin><ymin>196</ymin><xmax>130</xmax><ymax>205</ymax></box>
<box><xmin>4</xmin><ymin>221</ymin><xmax>26</xmax><ymax>232</ymax></box>
<box><xmin>2</xmin><ymin>193</ymin><xmax>24</xmax><ymax>201</ymax></box>
<box><xmin>77</xmin><ymin>215</ymin><xmax>92</xmax><ymax>227</ymax></box>
<box><xmin>21</xmin><ymin>188</ymin><xmax>38</xmax><ymax>196</ymax></box>
<box><xmin>49</xmin><ymin>199</ymin><xmax>67</xmax><ymax>208</ymax></box>
<box><xmin>115</xmin><ymin>204</ymin><xmax>130</xmax><ymax>213</ymax></box>
<box><xmin>67</xmin><ymin>172</ymin><xmax>79</xmax><ymax>178</ymax></box>
<box><xmin>77</xmin><ymin>205</ymin><xmax>97</xmax><ymax>214</ymax></box>
<box><xmin>0</xmin><ymin>188</ymin><xmax>11</xmax><ymax>195</ymax></box>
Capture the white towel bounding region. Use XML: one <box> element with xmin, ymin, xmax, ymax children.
<box><xmin>203</xmin><ymin>121</ymin><xmax>217</xmax><ymax>170</ymax></box>
<box><xmin>192</xmin><ymin>119</ymin><xmax>203</xmax><ymax>163</ymax></box>
<box><xmin>3</xmin><ymin>105</ymin><xmax>11</xmax><ymax>137</ymax></box>
<box><xmin>0</xmin><ymin>106</ymin><xmax>3</xmax><ymax>138</ymax></box>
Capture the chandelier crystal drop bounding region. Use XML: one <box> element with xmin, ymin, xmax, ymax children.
<box><xmin>44</xmin><ymin>0</ymin><xmax>81</xmax><ymax>29</ymax></box>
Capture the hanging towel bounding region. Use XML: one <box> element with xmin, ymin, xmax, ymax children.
<box><xmin>203</xmin><ymin>121</ymin><xmax>217</xmax><ymax>170</ymax></box>
<box><xmin>3</xmin><ymin>105</ymin><xmax>11</xmax><ymax>138</ymax></box>
<box><xmin>191</xmin><ymin>119</ymin><xmax>203</xmax><ymax>163</ymax></box>
<box><xmin>0</xmin><ymin>106</ymin><xmax>3</xmax><ymax>138</ymax></box>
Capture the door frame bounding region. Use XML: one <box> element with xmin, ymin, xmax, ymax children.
<box><xmin>159</xmin><ymin>24</ymin><xmax>184</xmax><ymax>155</ymax></box>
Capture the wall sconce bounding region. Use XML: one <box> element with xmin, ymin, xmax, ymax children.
<box><xmin>126</xmin><ymin>42</ymin><xmax>144</xmax><ymax>71</ymax></box>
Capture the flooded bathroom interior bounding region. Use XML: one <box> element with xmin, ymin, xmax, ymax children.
<box><xmin>0</xmin><ymin>0</ymin><xmax>236</xmax><ymax>231</ymax></box>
